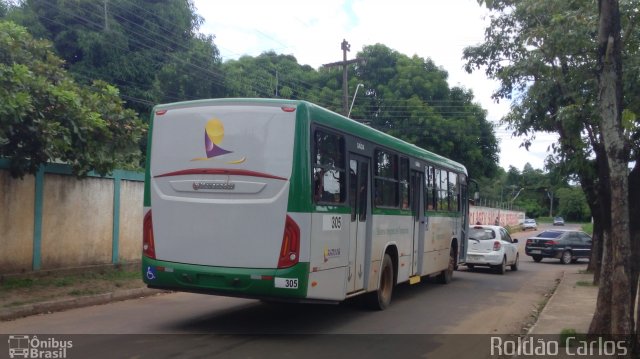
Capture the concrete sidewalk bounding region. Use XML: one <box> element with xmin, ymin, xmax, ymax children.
<box><xmin>528</xmin><ymin>268</ymin><xmax>597</xmax><ymax>335</ymax></box>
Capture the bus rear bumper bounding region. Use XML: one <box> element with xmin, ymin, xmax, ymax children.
<box><xmin>142</xmin><ymin>257</ymin><xmax>309</xmax><ymax>300</ymax></box>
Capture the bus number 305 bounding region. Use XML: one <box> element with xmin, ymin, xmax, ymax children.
<box><xmin>275</xmin><ymin>278</ymin><xmax>298</xmax><ymax>289</ymax></box>
<box><xmin>331</xmin><ymin>216</ymin><xmax>341</xmax><ymax>229</ymax></box>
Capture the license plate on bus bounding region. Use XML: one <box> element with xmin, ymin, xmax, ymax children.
<box><xmin>275</xmin><ymin>278</ymin><xmax>298</xmax><ymax>289</ymax></box>
<box><xmin>530</xmin><ymin>250</ymin><xmax>541</xmax><ymax>254</ymax></box>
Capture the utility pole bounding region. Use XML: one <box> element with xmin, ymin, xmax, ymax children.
<box><xmin>104</xmin><ymin>0</ymin><xmax>109</xmax><ymax>31</ymax></box>
<box><xmin>546</xmin><ymin>189</ymin><xmax>553</xmax><ymax>217</ymax></box>
<box><xmin>322</xmin><ymin>39</ymin><xmax>362</xmax><ymax>116</ymax></box>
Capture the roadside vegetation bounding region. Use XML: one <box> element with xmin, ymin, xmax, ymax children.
<box><xmin>0</xmin><ymin>265</ymin><xmax>143</xmax><ymax>308</ymax></box>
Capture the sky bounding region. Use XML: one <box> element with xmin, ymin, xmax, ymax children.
<box><xmin>192</xmin><ymin>0</ymin><xmax>559</xmax><ymax>172</ymax></box>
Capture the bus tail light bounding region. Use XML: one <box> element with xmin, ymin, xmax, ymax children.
<box><xmin>278</xmin><ymin>215</ymin><xmax>300</xmax><ymax>268</ymax></box>
<box><xmin>143</xmin><ymin>210</ymin><xmax>156</xmax><ymax>259</ymax></box>
<box><xmin>493</xmin><ymin>241</ymin><xmax>501</xmax><ymax>251</ymax></box>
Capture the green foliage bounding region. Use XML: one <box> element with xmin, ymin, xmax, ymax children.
<box><xmin>7</xmin><ymin>0</ymin><xmax>220</xmax><ymax>114</ymax></box>
<box><xmin>464</xmin><ymin>0</ymin><xmax>640</xmax><ymax>204</ymax></box>
<box><xmin>221</xmin><ymin>52</ymin><xmax>320</xmax><ymax>101</ymax></box>
<box><xmin>351</xmin><ymin>44</ymin><xmax>500</xmax><ymax>179</ymax></box>
<box><xmin>0</xmin><ymin>20</ymin><xmax>145</xmax><ymax>178</ymax></box>
<box><xmin>152</xmin><ymin>33</ymin><xmax>225</xmax><ymax>102</ymax></box>
<box><xmin>581</xmin><ymin>222</ymin><xmax>593</xmax><ymax>235</ymax></box>
<box><xmin>556</xmin><ymin>186</ymin><xmax>590</xmax><ymax>221</ymax></box>
<box><xmin>5</xmin><ymin>2</ymin><xmax>502</xmax><ymax>179</ymax></box>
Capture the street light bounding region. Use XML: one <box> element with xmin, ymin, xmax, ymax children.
<box><xmin>348</xmin><ymin>83</ymin><xmax>364</xmax><ymax>118</ymax></box>
<box><xmin>510</xmin><ymin>187</ymin><xmax>524</xmax><ymax>210</ymax></box>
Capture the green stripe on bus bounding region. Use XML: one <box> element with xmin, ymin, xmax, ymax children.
<box><xmin>287</xmin><ymin>103</ymin><xmax>312</xmax><ymax>212</ymax></box>
<box><xmin>143</xmin><ymin>110</ymin><xmax>155</xmax><ymax>208</ymax></box>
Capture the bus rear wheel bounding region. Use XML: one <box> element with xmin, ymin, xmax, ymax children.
<box><xmin>437</xmin><ymin>246</ymin><xmax>455</xmax><ymax>284</ymax></box>
<box><xmin>366</xmin><ymin>253</ymin><xmax>394</xmax><ymax>310</ymax></box>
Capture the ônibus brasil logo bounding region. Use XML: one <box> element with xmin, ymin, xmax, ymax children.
<box><xmin>7</xmin><ymin>335</ymin><xmax>72</xmax><ymax>359</ymax></box>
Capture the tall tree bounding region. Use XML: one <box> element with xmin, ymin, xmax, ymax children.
<box><xmin>6</xmin><ymin>0</ymin><xmax>223</xmax><ymax>113</ymax></box>
<box><xmin>352</xmin><ymin>44</ymin><xmax>500</xmax><ymax>179</ymax></box>
<box><xmin>463</xmin><ymin>0</ymin><xmax>639</xmax><ymax>339</ymax></box>
<box><xmin>0</xmin><ymin>20</ymin><xmax>145</xmax><ymax>177</ymax></box>
<box><xmin>594</xmin><ymin>0</ymin><xmax>632</xmax><ymax>335</ymax></box>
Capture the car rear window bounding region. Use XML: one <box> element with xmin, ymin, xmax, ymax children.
<box><xmin>537</xmin><ymin>231</ymin><xmax>563</xmax><ymax>238</ymax></box>
<box><xmin>469</xmin><ymin>228</ymin><xmax>496</xmax><ymax>240</ymax></box>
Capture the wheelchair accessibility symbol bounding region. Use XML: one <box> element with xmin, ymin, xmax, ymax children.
<box><xmin>146</xmin><ymin>266</ymin><xmax>156</xmax><ymax>281</ymax></box>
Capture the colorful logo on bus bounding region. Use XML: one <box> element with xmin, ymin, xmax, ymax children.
<box><xmin>192</xmin><ymin>118</ymin><xmax>246</xmax><ymax>164</ymax></box>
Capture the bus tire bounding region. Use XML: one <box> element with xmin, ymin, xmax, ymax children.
<box><xmin>437</xmin><ymin>246</ymin><xmax>455</xmax><ymax>284</ymax></box>
<box><xmin>366</xmin><ymin>253</ymin><xmax>394</xmax><ymax>310</ymax></box>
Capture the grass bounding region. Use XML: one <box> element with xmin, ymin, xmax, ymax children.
<box><xmin>581</xmin><ymin>222</ymin><xmax>593</xmax><ymax>235</ymax></box>
<box><xmin>0</xmin><ymin>264</ymin><xmax>144</xmax><ymax>309</ymax></box>
<box><xmin>1</xmin><ymin>266</ymin><xmax>140</xmax><ymax>290</ymax></box>
<box><xmin>0</xmin><ymin>277</ymin><xmax>36</xmax><ymax>290</ymax></box>
<box><xmin>575</xmin><ymin>280</ymin><xmax>595</xmax><ymax>287</ymax></box>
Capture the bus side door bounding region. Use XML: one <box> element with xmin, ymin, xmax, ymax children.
<box><xmin>347</xmin><ymin>154</ymin><xmax>370</xmax><ymax>293</ymax></box>
<box><xmin>411</xmin><ymin>170</ymin><xmax>425</xmax><ymax>276</ymax></box>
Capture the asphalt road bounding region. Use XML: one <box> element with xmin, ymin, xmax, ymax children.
<box><xmin>0</xmin><ymin>223</ymin><xmax>585</xmax><ymax>358</ymax></box>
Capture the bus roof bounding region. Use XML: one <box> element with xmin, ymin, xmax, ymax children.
<box><xmin>153</xmin><ymin>98</ymin><xmax>468</xmax><ymax>175</ymax></box>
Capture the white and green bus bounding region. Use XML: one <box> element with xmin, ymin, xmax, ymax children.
<box><xmin>142</xmin><ymin>98</ymin><xmax>470</xmax><ymax>309</ymax></box>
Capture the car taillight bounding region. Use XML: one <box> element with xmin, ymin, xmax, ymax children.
<box><xmin>278</xmin><ymin>215</ymin><xmax>300</xmax><ymax>268</ymax></box>
<box><xmin>143</xmin><ymin>210</ymin><xmax>156</xmax><ymax>259</ymax></box>
<box><xmin>526</xmin><ymin>239</ymin><xmax>533</xmax><ymax>245</ymax></box>
<box><xmin>493</xmin><ymin>241</ymin><xmax>501</xmax><ymax>251</ymax></box>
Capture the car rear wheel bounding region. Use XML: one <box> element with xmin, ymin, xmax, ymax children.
<box><xmin>366</xmin><ymin>253</ymin><xmax>394</xmax><ymax>310</ymax></box>
<box><xmin>532</xmin><ymin>255</ymin><xmax>543</xmax><ymax>263</ymax></box>
<box><xmin>493</xmin><ymin>256</ymin><xmax>506</xmax><ymax>275</ymax></box>
<box><xmin>510</xmin><ymin>254</ymin><xmax>519</xmax><ymax>271</ymax></box>
<box><xmin>560</xmin><ymin>251</ymin><xmax>573</xmax><ymax>265</ymax></box>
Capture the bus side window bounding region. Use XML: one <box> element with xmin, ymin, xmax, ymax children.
<box><xmin>399</xmin><ymin>157</ymin><xmax>410</xmax><ymax>209</ymax></box>
<box><xmin>425</xmin><ymin>165</ymin><xmax>436</xmax><ymax>211</ymax></box>
<box><xmin>374</xmin><ymin>149</ymin><xmax>399</xmax><ymax>207</ymax></box>
<box><xmin>349</xmin><ymin>161</ymin><xmax>357</xmax><ymax>221</ymax></box>
<box><xmin>449</xmin><ymin>173</ymin><xmax>459</xmax><ymax>212</ymax></box>
<box><xmin>313</xmin><ymin>129</ymin><xmax>346</xmax><ymax>204</ymax></box>
<box><xmin>438</xmin><ymin>169</ymin><xmax>449</xmax><ymax>211</ymax></box>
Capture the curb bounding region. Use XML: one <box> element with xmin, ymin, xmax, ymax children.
<box><xmin>525</xmin><ymin>270</ymin><xmax>565</xmax><ymax>336</ymax></box>
<box><xmin>0</xmin><ymin>287</ymin><xmax>167</xmax><ymax>321</ymax></box>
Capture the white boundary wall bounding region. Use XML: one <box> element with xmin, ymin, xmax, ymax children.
<box><xmin>469</xmin><ymin>205</ymin><xmax>525</xmax><ymax>228</ymax></box>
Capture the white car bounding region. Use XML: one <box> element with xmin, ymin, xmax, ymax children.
<box><xmin>521</xmin><ymin>218</ymin><xmax>537</xmax><ymax>231</ymax></box>
<box><xmin>466</xmin><ymin>225</ymin><xmax>519</xmax><ymax>274</ymax></box>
